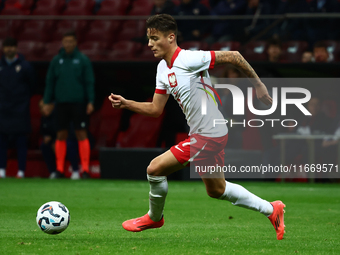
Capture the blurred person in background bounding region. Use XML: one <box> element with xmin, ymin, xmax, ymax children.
<box><xmin>240</xmin><ymin>0</ymin><xmax>273</xmax><ymax>42</ymax></box>
<box><xmin>206</xmin><ymin>0</ymin><xmax>247</xmax><ymax>44</ymax></box>
<box><xmin>305</xmin><ymin>0</ymin><xmax>339</xmax><ymax>46</ymax></box>
<box><xmin>313</xmin><ymin>41</ymin><xmax>333</xmax><ymax>63</ymax></box>
<box><xmin>39</xmin><ymin>100</ymin><xmax>86</xmax><ymax>180</ymax></box>
<box><xmin>151</xmin><ymin>0</ymin><xmax>175</xmax><ymax>15</ymax></box>
<box><xmin>266</xmin><ymin>38</ymin><xmax>282</xmax><ymax>63</ymax></box>
<box><xmin>0</xmin><ymin>37</ymin><xmax>35</xmax><ymax>178</ymax></box>
<box><xmin>174</xmin><ymin>0</ymin><xmax>210</xmax><ymax>43</ymax></box>
<box><xmin>301</xmin><ymin>51</ymin><xmax>313</xmax><ymax>63</ymax></box>
<box><xmin>42</xmin><ymin>31</ymin><xmax>95</xmax><ymax>179</ymax></box>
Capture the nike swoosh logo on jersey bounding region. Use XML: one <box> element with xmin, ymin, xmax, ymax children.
<box><xmin>175</xmin><ymin>145</ymin><xmax>184</xmax><ymax>152</ymax></box>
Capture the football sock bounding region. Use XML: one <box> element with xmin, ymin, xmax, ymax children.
<box><xmin>147</xmin><ymin>174</ymin><xmax>168</xmax><ymax>222</ymax></box>
<box><xmin>78</xmin><ymin>139</ymin><xmax>90</xmax><ymax>173</ymax></box>
<box><xmin>219</xmin><ymin>181</ymin><xmax>273</xmax><ymax>216</ymax></box>
<box><xmin>55</xmin><ymin>140</ymin><xmax>67</xmax><ymax>173</ymax></box>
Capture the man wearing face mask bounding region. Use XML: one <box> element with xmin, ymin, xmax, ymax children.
<box><xmin>42</xmin><ymin>31</ymin><xmax>95</xmax><ymax>179</ymax></box>
<box><xmin>0</xmin><ymin>37</ymin><xmax>36</xmax><ymax>179</ymax></box>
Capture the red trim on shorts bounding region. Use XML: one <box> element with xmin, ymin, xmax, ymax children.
<box><xmin>170</xmin><ymin>134</ymin><xmax>229</xmax><ymax>175</ymax></box>
<box><xmin>167</xmin><ymin>47</ymin><xmax>182</xmax><ymax>69</ymax></box>
<box><xmin>155</xmin><ymin>89</ymin><xmax>167</xmax><ymax>94</ymax></box>
<box><xmin>209</xmin><ymin>51</ymin><xmax>215</xmax><ymax>69</ymax></box>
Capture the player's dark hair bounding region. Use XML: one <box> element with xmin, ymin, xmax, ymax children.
<box><xmin>63</xmin><ymin>31</ymin><xmax>77</xmax><ymax>40</ymax></box>
<box><xmin>146</xmin><ymin>14</ymin><xmax>177</xmax><ymax>37</ymax></box>
<box><xmin>2</xmin><ymin>37</ymin><xmax>17</xmax><ymax>47</ymax></box>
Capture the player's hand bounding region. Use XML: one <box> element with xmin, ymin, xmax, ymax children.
<box><xmin>255</xmin><ymin>83</ymin><xmax>272</xmax><ymax>106</ymax></box>
<box><xmin>86</xmin><ymin>103</ymin><xmax>94</xmax><ymax>115</ymax></box>
<box><xmin>41</xmin><ymin>103</ymin><xmax>54</xmax><ymax>116</ymax></box>
<box><xmin>108</xmin><ymin>93</ymin><xmax>127</xmax><ymax>109</ymax></box>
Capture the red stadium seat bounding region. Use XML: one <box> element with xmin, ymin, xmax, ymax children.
<box><xmin>106</xmin><ymin>41</ymin><xmax>143</xmax><ymax>61</ymax></box>
<box><xmin>0</xmin><ymin>20</ymin><xmax>23</xmax><ymax>38</ymax></box>
<box><xmin>17</xmin><ymin>20</ymin><xmax>55</xmax><ymax>42</ymax></box>
<box><xmin>116</xmin><ymin>112</ymin><xmax>165</xmax><ymax>148</ymax></box>
<box><xmin>32</xmin><ymin>0</ymin><xmax>66</xmax><ymax>15</ymax></box>
<box><xmin>78</xmin><ymin>41</ymin><xmax>107</xmax><ymax>61</ymax></box>
<box><xmin>0</xmin><ymin>20</ymin><xmax>10</xmax><ymax>38</ymax></box>
<box><xmin>52</xmin><ymin>20</ymin><xmax>89</xmax><ymax>42</ymax></box>
<box><xmin>200</xmin><ymin>0</ymin><xmax>210</xmax><ymax>9</ymax></box>
<box><xmin>179</xmin><ymin>41</ymin><xmax>209</xmax><ymax>51</ymax></box>
<box><xmin>82</xmin><ymin>21</ymin><xmax>120</xmax><ymax>45</ymax></box>
<box><xmin>4</xmin><ymin>0</ymin><xmax>34</xmax><ymax>11</ymax></box>
<box><xmin>281</xmin><ymin>41</ymin><xmax>308</xmax><ymax>63</ymax></box>
<box><xmin>173</xmin><ymin>0</ymin><xmax>180</xmax><ymax>5</ymax></box>
<box><xmin>91</xmin><ymin>100</ymin><xmax>123</xmax><ymax>148</ymax></box>
<box><xmin>118</xmin><ymin>20</ymin><xmax>146</xmax><ymax>41</ymax></box>
<box><xmin>44</xmin><ymin>41</ymin><xmax>62</xmax><ymax>60</ymax></box>
<box><xmin>96</xmin><ymin>0</ymin><xmax>130</xmax><ymax>15</ymax></box>
<box><xmin>1</xmin><ymin>7</ymin><xmax>30</xmax><ymax>15</ymax></box>
<box><xmin>210</xmin><ymin>41</ymin><xmax>240</xmax><ymax>51</ymax></box>
<box><xmin>128</xmin><ymin>0</ymin><xmax>153</xmax><ymax>15</ymax></box>
<box><xmin>17</xmin><ymin>41</ymin><xmax>46</xmax><ymax>61</ymax></box>
<box><xmin>242</xmin><ymin>41</ymin><xmax>267</xmax><ymax>61</ymax></box>
<box><xmin>63</xmin><ymin>0</ymin><xmax>94</xmax><ymax>15</ymax></box>
<box><xmin>139</xmin><ymin>44</ymin><xmax>158</xmax><ymax>61</ymax></box>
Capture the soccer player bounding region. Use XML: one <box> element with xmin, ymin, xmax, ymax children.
<box><xmin>108</xmin><ymin>14</ymin><xmax>285</xmax><ymax>240</ymax></box>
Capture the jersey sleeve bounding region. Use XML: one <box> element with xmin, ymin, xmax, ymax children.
<box><xmin>183</xmin><ymin>50</ymin><xmax>215</xmax><ymax>73</ymax></box>
<box><xmin>155</xmin><ymin>63</ymin><xmax>170</xmax><ymax>94</ymax></box>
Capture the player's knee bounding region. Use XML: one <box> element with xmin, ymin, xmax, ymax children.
<box><xmin>147</xmin><ymin>163</ymin><xmax>161</xmax><ymax>176</ymax></box>
<box><xmin>206</xmin><ymin>187</ymin><xmax>224</xmax><ymax>199</ymax></box>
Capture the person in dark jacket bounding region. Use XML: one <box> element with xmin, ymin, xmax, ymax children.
<box><xmin>174</xmin><ymin>0</ymin><xmax>210</xmax><ymax>43</ymax></box>
<box><xmin>0</xmin><ymin>37</ymin><xmax>35</xmax><ymax>178</ymax></box>
<box><xmin>42</xmin><ymin>31</ymin><xmax>95</xmax><ymax>179</ymax></box>
<box><xmin>151</xmin><ymin>0</ymin><xmax>175</xmax><ymax>15</ymax></box>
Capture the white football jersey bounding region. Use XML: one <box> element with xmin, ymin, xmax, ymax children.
<box><xmin>155</xmin><ymin>47</ymin><xmax>228</xmax><ymax>137</ymax></box>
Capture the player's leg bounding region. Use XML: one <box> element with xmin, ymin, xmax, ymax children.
<box><xmin>66</xmin><ymin>138</ymin><xmax>81</xmax><ymax>180</ymax></box>
<box><xmin>75</xmin><ymin>129</ymin><xmax>90</xmax><ymax>175</ymax></box>
<box><xmin>201</xmin><ymin>171</ymin><xmax>273</xmax><ymax>215</ymax></box>
<box><xmin>200</xmin><ymin>151</ymin><xmax>285</xmax><ymax>240</ymax></box>
<box><xmin>15</xmin><ymin>134</ymin><xmax>28</xmax><ymax>178</ymax></box>
<box><xmin>56</xmin><ymin>129</ymin><xmax>68</xmax><ymax>175</ymax></box>
<box><xmin>0</xmin><ymin>133</ymin><xmax>9</xmax><ymax>178</ymax></box>
<box><xmin>73</xmin><ymin>103</ymin><xmax>90</xmax><ymax>176</ymax></box>
<box><xmin>122</xmin><ymin>149</ymin><xmax>184</xmax><ymax>232</ymax></box>
<box><xmin>55</xmin><ymin>103</ymin><xmax>70</xmax><ymax>176</ymax></box>
<box><xmin>147</xmin><ymin>149</ymin><xmax>184</xmax><ymax>220</ymax></box>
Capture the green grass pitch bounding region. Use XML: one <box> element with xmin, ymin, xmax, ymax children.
<box><xmin>0</xmin><ymin>179</ymin><xmax>339</xmax><ymax>255</ymax></box>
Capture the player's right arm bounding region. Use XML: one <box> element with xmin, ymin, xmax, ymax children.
<box><xmin>108</xmin><ymin>92</ymin><xmax>169</xmax><ymax>118</ymax></box>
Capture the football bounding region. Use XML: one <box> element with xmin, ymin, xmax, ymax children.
<box><xmin>36</xmin><ymin>201</ymin><xmax>70</xmax><ymax>234</ymax></box>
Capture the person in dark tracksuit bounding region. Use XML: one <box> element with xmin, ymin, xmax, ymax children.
<box><xmin>42</xmin><ymin>31</ymin><xmax>95</xmax><ymax>179</ymax></box>
<box><xmin>0</xmin><ymin>37</ymin><xmax>35</xmax><ymax>178</ymax></box>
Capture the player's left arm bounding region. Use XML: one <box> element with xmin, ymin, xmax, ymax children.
<box><xmin>214</xmin><ymin>51</ymin><xmax>272</xmax><ymax>105</ymax></box>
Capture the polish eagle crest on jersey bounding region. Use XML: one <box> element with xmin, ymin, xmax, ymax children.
<box><xmin>168</xmin><ymin>72</ymin><xmax>178</xmax><ymax>88</ymax></box>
